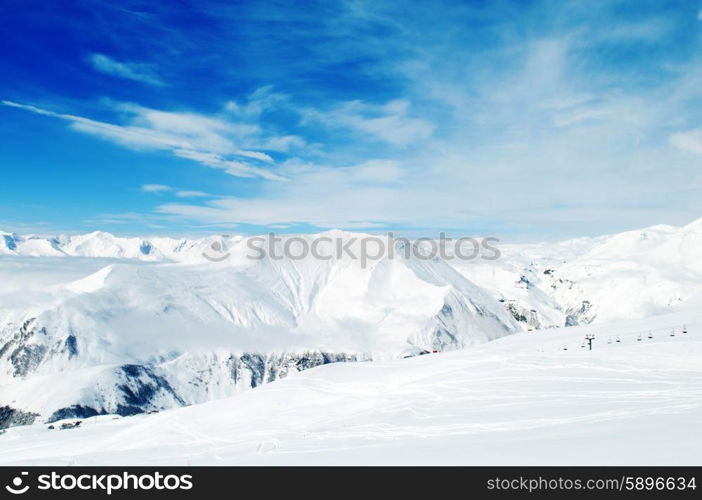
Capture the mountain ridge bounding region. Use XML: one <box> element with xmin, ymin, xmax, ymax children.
<box><xmin>2</xmin><ymin>218</ymin><xmax>702</xmax><ymax>427</ymax></box>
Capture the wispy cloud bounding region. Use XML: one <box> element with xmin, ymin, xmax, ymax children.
<box><xmin>301</xmin><ymin>99</ymin><xmax>433</xmax><ymax>146</ymax></box>
<box><xmin>156</xmin><ymin>159</ymin><xmax>429</xmax><ymax>229</ymax></box>
<box><xmin>5</xmin><ymin>0</ymin><xmax>702</xmax><ymax>237</ymax></box>
<box><xmin>88</xmin><ymin>53</ymin><xmax>164</xmax><ymax>86</ymax></box>
<box><xmin>171</xmin><ymin>149</ymin><xmax>284</xmax><ymax>180</ymax></box>
<box><xmin>175</xmin><ymin>190</ymin><xmax>210</xmax><ymax>198</ymax></box>
<box><xmin>1</xmin><ymin>99</ymin><xmax>286</xmax><ymax>181</ymax></box>
<box><xmin>140</xmin><ymin>184</ymin><xmax>210</xmax><ymax>198</ymax></box>
<box><xmin>141</xmin><ymin>184</ymin><xmax>172</xmax><ymax>193</ymax></box>
<box><xmin>149</xmin><ymin>1</ymin><xmax>702</xmax><ymax>236</ymax></box>
<box><xmin>670</xmin><ymin>129</ymin><xmax>702</xmax><ymax>155</ymax></box>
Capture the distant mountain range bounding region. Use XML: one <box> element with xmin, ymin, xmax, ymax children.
<box><xmin>2</xmin><ymin>219</ymin><xmax>702</xmax><ymax>427</ymax></box>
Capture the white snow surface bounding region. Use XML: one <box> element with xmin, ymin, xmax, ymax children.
<box><xmin>0</xmin><ymin>308</ymin><xmax>700</xmax><ymax>465</ymax></box>
<box><xmin>1</xmin><ymin>220</ymin><xmax>702</xmax><ymax>464</ymax></box>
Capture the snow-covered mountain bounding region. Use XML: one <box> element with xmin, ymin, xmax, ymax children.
<box><xmin>453</xmin><ymin>217</ymin><xmax>702</xmax><ymax>326</ymax></box>
<box><xmin>0</xmin><ymin>233</ymin><xmax>519</xmax><ymax>426</ymax></box>
<box><xmin>2</xmin><ymin>219</ymin><xmax>702</xmax><ymax>428</ymax></box>
<box><xmin>2</xmin><ymin>306</ymin><xmax>701</xmax><ymax>465</ymax></box>
<box><xmin>0</xmin><ymin>230</ymin><xmax>218</xmax><ymax>261</ymax></box>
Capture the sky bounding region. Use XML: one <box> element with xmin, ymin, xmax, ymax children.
<box><xmin>2</xmin><ymin>0</ymin><xmax>702</xmax><ymax>241</ymax></box>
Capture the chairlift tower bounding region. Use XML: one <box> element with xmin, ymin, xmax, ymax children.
<box><xmin>584</xmin><ymin>333</ymin><xmax>595</xmax><ymax>351</ymax></box>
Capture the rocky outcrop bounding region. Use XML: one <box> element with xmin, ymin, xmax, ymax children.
<box><xmin>36</xmin><ymin>350</ymin><xmax>364</xmax><ymax>427</ymax></box>
<box><xmin>0</xmin><ymin>406</ymin><xmax>39</xmax><ymax>430</ymax></box>
<box><xmin>227</xmin><ymin>351</ymin><xmax>363</xmax><ymax>388</ymax></box>
<box><xmin>504</xmin><ymin>300</ymin><xmax>542</xmax><ymax>329</ymax></box>
<box><xmin>566</xmin><ymin>300</ymin><xmax>594</xmax><ymax>326</ymax></box>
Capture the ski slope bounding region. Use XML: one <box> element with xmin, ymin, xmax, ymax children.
<box><xmin>1</xmin><ymin>308</ymin><xmax>700</xmax><ymax>466</ymax></box>
<box><xmin>2</xmin><ymin>220</ymin><xmax>702</xmax><ymax>464</ymax></box>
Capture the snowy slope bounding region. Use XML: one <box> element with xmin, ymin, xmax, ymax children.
<box><xmin>0</xmin><ymin>235</ymin><xmax>518</xmax><ymax>424</ymax></box>
<box><xmin>0</xmin><ymin>308</ymin><xmax>700</xmax><ymax>465</ymax></box>
<box><xmin>2</xmin><ymin>219</ymin><xmax>702</xmax><ymax>429</ymax></box>
<box><xmin>453</xmin><ymin>217</ymin><xmax>702</xmax><ymax>326</ymax></box>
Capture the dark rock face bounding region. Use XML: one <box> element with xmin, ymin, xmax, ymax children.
<box><xmin>440</xmin><ymin>303</ymin><xmax>453</xmax><ymax>317</ymax></box>
<box><xmin>2</xmin><ymin>234</ymin><xmax>17</xmax><ymax>251</ymax></box>
<box><xmin>38</xmin><ymin>351</ymin><xmax>363</xmax><ymax>428</ymax></box>
<box><xmin>507</xmin><ymin>305</ymin><xmax>528</xmax><ymax>322</ymax></box>
<box><xmin>0</xmin><ymin>406</ymin><xmax>39</xmax><ymax>430</ymax></box>
<box><xmin>3</xmin><ymin>343</ymin><xmax>362</xmax><ymax>428</ymax></box>
<box><xmin>115</xmin><ymin>364</ymin><xmax>186</xmax><ymax>416</ymax></box>
<box><xmin>518</xmin><ymin>275</ymin><xmax>534</xmax><ymax>289</ymax></box>
<box><xmin>235</xmin><ymin>353</ymin><xmax>267</xmax><ymax>388</ymax></box>
<box><xmin>47</xmin><ymin>405</ymin><xmax>104</xmax><ymax>423</ymax></box>
<box><xmin>64</xmin><ymin>335</ymin><xmax>79</xmax><ymax>358</ymax></box>
<box><xmin>46</xmin><ymin>364</ymin><xmax>188</xmax><ymax>422</ymax></box>
<box><xmin>504</xmin><ymin>301</ymin><xmax>541</xmax><ymax>329</ymax></box>
<box><xmin>1</xmin><ymin>321</ymin><xmax>85</xmax><ymax>377</ymax></box>
<box><xmin>228</xmin><ymin>351</ymin><xmax>362</xmax><ymax>389</ymax></box>
<box><xmin>8</xmin><ymin>320</ymin><xmax>49</xmax><ymax>377</ymax></box>
<box><xmin>566</xmin><ymin>300</ymin><xmax>593</xmax><ymax>326</ymax></box>
<box><xmin>0</xmin><ymin>318</ymin><xmax>52</xmax><ymax>377</ymax></box>
<box><xmin>432</xmin><ymin>327</ymin><xmax>459</xmax><ymax>351</ymax></box>
<box><xmin>10</xmin><ymin>343</ymin><xmax>48</xmax><ymax>377</ymax></box>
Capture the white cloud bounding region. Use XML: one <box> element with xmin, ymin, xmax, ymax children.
<box><xmin>88</xmin><ymin>53</ymin><xmax>164</xmax><ymax>86</ymax></box>
<box><xmin>348</xmin><ymin>160</ymin><xmax>404</xmax><ymax>183</ymax></box>
<box><xmin>237</xmin><ymin>150</ymin><xmax>274</xmax><ymax>162</ymax></box>
<box><xmin>152</xmin><ymin>30</ymin><xmax>702</xmax><ymax>236</ymax></box>
<box><xmin>301</xmin><ymin>99</ymin><xmax>434</xmax><ymax>146</ymax></box>
<box><xmin>1</xmin><ymin>100</ymin><xmax>285</xmax><ymax>181</ymax></box>
<box><xmin>141</xmin><ymin>185</ymin><xmax>210</xmax><ymax>198</ymax></box>
<box><xmin>670</xmin><ymin>129</ymin><xmax>702</xmax><ymax>155</ymax></box>
<box><xmin>172</xmin><ymin>149</ymin><xmax>285</xmax><ymax>180</ymax></box>
<box><xmin>698</xmin><ymin>10</ymin><xmax>702</xmax><ymax>21</ymax></box>
<box><xmin>156</xmin><ymin>159</ymin><xmax>431</xmax><ymax>229</ymax></box>
<box><xmin>8</xmin><ymin>2</ymin><xmax>702</xmax><ymax>239</ymax></box>
<box><xmin>175</xmin><ymin>190</ymin><xmax>209</xmax><ymax>198</ymax></box>
<box><xmin>224</xmin><ymin>85</ymin><xmax>288</xmax><ymax>119</ymax></box>
<box><xmin>141</xmin><ymin>184</ymin><xmax>172</xmax><ymax>193</ymax></box>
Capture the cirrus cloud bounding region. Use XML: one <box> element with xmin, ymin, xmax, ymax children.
<box><xmin>88</xmin><ymin>53</ymin><xmax>164</xmax><ymax>86</ymax></box>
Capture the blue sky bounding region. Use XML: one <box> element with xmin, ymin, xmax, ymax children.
<box><xmin>2</xmin><ymin>0</ymin><xmax>702</xmax><ymax>240</ymax></box>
